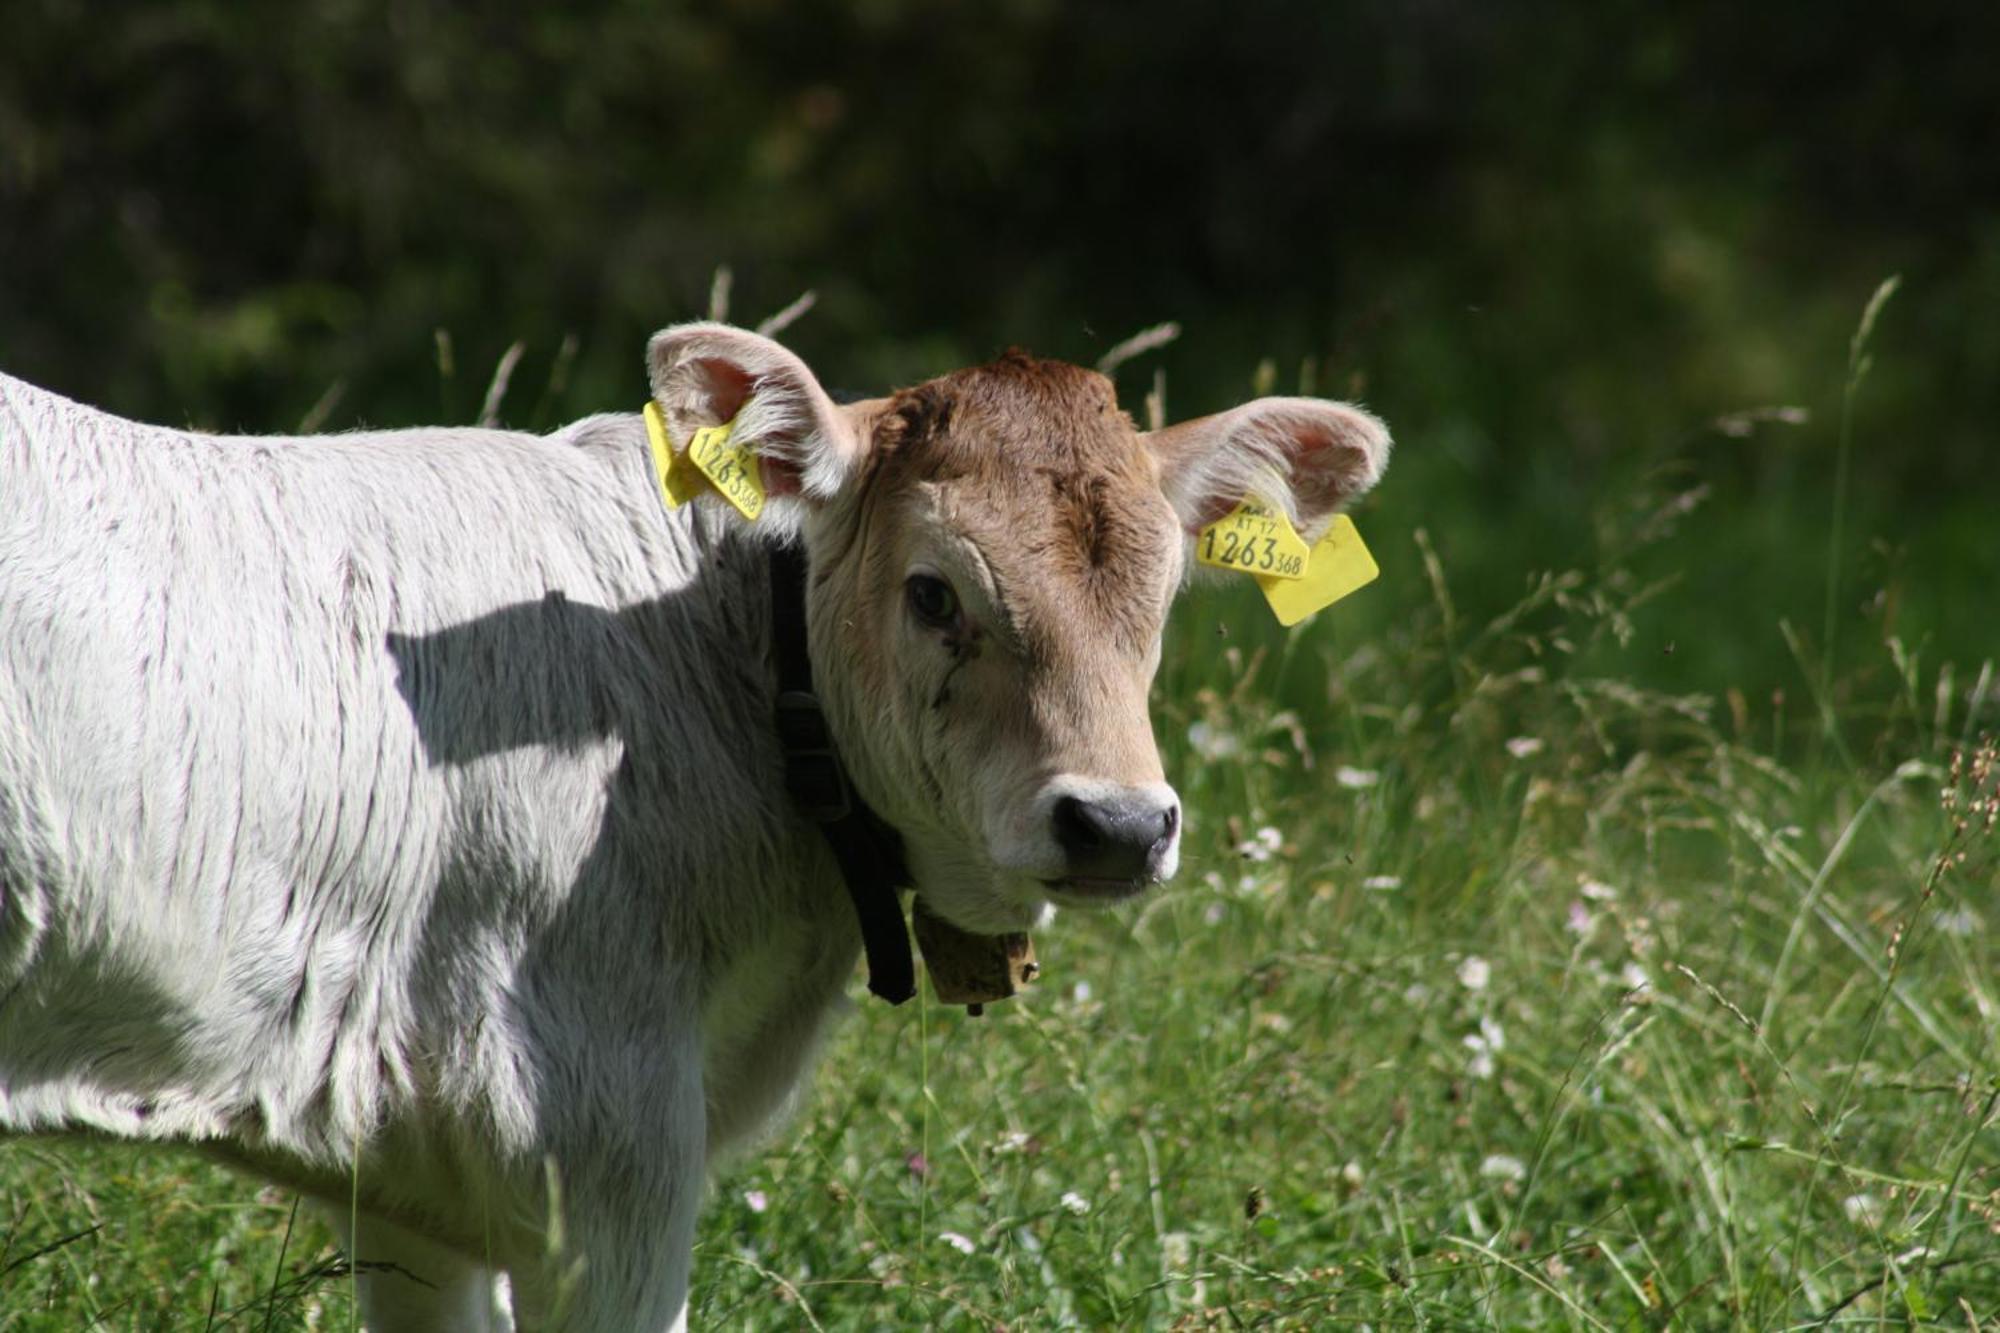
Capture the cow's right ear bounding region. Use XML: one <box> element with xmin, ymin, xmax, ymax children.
<box><xmin>1143</xmin><ymin>397</ymin><xmax>1391</xmax><ymax>542</ymax></box>
<box><xmin>646</xmin><ymin>323</ymin><xmax>867</xmax><ymax>503</ymax></box>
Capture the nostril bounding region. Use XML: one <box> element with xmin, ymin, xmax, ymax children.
<box><xmin>1052</xmin><ymin>795</ymin><xmax>1104</xmax><ymax>857</ymax></box>
<box><xmin>1053</xmin><ymin>793</ymin><xmax>1176</xmax><ymax>881</ymax></box>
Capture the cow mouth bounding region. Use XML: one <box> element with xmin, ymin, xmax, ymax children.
<box><xmin>1042</xmin><ymin>874</ymin><xmax>1155</xmax><ymax>904</ymax></box>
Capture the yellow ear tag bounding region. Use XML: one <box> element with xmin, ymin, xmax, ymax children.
<box><xmin>1196</xmin><ymin>498</ymin><xmax>1312</xmax><ymax>580</ymax></box>
<box><xmin>642</xmin><ymin>401</ymin><xmax>707</xmax><ymax>510</ymax></box>
<box><xmin>684</xmin><ymin>418</ymin><xmax>766</xmax><ymax>522</ymax></box>
<box><xmin>1256</xmin><ymin>514</ymin><xmax>1379</xmax><ymax>626</ymax></box>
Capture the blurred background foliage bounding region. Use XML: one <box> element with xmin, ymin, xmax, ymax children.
<box><xmin>2</xmin><ymin>0</ymin><xmax>1993</xmax><ymax>708</ymax></box>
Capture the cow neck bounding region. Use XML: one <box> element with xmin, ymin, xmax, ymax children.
<box><xmin>767</xmin><ymin>542</ymin><xmax>918</xmax><ymax>1005</ymax></box>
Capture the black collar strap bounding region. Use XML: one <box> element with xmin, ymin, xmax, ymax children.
<box><xmin>768</xmin><ymin>544</ymin><xmax>917</xmax><ymax>1005</ymax></box>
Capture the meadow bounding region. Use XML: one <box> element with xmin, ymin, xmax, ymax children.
<box><xmin>2</xmin><ymin>294</ymin><xmax>1995</xmax><ymax>1330</ymax></box>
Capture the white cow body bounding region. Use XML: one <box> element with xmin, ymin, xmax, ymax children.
<box><xmin>0</xmin><ymin>367</ymin><xmax>854</xmax><ymax>1328</ymax></box>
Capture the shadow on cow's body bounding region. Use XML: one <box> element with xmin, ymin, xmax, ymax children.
<box><xmin>384</xmin><ymin>582</ymin><xmax>864</xmax><ymax>1160</ymax></box>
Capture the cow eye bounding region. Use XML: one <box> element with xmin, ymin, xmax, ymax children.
<box><xmin>905</xmin><ymin>574</ymin><xmax>960</xmax><ymax>630</ymax></box>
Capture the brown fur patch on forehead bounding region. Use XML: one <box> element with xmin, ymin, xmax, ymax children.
<box><xmin>865</xmin><ymin>350</ymin><xmax>1175</xmax><ymax>656</ymax></box>
<box><xmin>874</xmin><ymin>350</ymin><xmax>1126</xmax><ymax>473</ymax></box>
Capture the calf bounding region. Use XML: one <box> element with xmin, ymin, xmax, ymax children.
<box><xmin>0</xmin><ymin>324</ymin><xmax>1388</xmax><ymax>1330</ymax></box>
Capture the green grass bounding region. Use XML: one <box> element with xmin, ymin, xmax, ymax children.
<box><xmin>4</xmin><ymin>523</ymin><xmax>1994</xmax><ymax>1329</ymax></box>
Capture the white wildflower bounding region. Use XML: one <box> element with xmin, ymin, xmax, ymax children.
<box><xmin>1236</xmin><ymin>826</ymin><xmax>1284</xmax><ymax>862</ymax></box>
<box><xmin>1580</xmin><ymin>879</ymin><xmax>1618</xmax><ymax>902</ymax></box>
<box><xmin>1362</xmin><ymin>874</ymin><xmax>1403</xmax><ymax>891</ymax></box>
<box><xmin>1204</xmin><ymin>901</ymin><xmax>1226</xmax><ymax>925</ymax></box>
<box><xmin>994</xmin><ymin>1130</ymin><xmax>1033</xmax><ymax>1156</ymax></box>
<box><xmin>1463</xmin><ymin>1023</ymin><xmax>1502</xmax><ymax>1081</ymax></box>
<box><xmin>1071</xmin><ymin>980</ymin><xmax>1092</xmax><ymax>1004</ymax></box>
<box><xmin>1936</xmin><ymin>907</ymin><xmax>1981</xmax><ymax>936</ymax></box>
<box><xmin>1620</xmin><ymin>961</ymin><xmax>1651</xmax><ymax>992</ymax></box>
<box><xmin>1505</xmin><ymin>736</ymin><xmax>1544</xmax><ymax>759</ymax></box>
<box><xmin>1335</xmin><ymin>765</ymin><xmax>1381</xmax><ymax>789</ymax></box>
<box><xmin>1480</xmin><ymin>1154</ymin><xmax>1527</xmax><ymax>1183</ymax></box>
<box><xmin>1161</xmin><ymin>1231</ymin><xmax>1205</xmax><ymax>1305</ymax></box>
<box><xmin>1339</xmin><ymin>1160</ymin><xmax>1365</xmax><ymax>1190</ymax></box>
<box><xmin>939</xmin><ymin>1230</ymin><xmax>977</xmax><ymax>1255</ymax></box>
<box><xmin>1841</xmin><ymin>1194</ymin><xmax>1882</xmax><ymax>1227</ymax></box>
<box><xmin>1188</xmin><ymin>720</ymin><xmax>1241</xmax><ymax>761</ymax></box>
<box><xmin>742</xmin><ymin>1189</ymin><xmax>768</xmax><ymax>1214</ymax></box>
<box><xmin>1457</xmin><ymin>955</ymin><xmax>1491</xmax><ymax>992</ymax></box>
<box><xmin>1566</xmin><ymin>902</ymin><xmax>1593</xmax><ymax>934</ymax></box>
<box><xmin>1059</xmin><ymin>1191</ymin><xmax>1090</xmax><ymax>1216</ymax></box>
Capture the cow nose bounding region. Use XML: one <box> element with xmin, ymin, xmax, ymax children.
<box><xmin>1052</xmin><ymin>794</ymin><xmax>1179</xmax><ymax>882</ymax></box>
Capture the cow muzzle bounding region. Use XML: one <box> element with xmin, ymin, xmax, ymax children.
<box><xmin>1035</xmin><ymin>778</ymin><xmax>1181</xmax><ymax>901</ymax></box>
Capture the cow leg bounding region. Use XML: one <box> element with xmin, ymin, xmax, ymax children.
<box><xmin>323</xmin><ymin>1208</ymin><xmax>508</xmax><ymax>1333</ymax></box>
<box><xmin>503</xmin><ymin>1138</ymin><xmax>702</xmax><ymax>1332</ymax></box>
<box><xmin>502</xmin><ymin>1031</ymin><xmax>706</xmax><ymax>1333</ymax></box>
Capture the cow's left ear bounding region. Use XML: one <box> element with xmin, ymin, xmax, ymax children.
<box><xmin>647</xmin><ymin>322</ymin><xmax>866</xmax><ymax>504</ymax></box>
<box><xmin>1144</xmin><ymin>397</ymin><xmax>1390</xmax><ymax>540</ymax></box>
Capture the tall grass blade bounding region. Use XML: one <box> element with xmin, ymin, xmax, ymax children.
<box><xmin>709</xmin><ymin>265</ymin><xmax>733</xmax><ymax>323</ymax></box>
<box><xmin>756</xmin><ymin>290</ymin><xmax>817</xmax><ymax>337</ymax></box>
<box><xmin>478</xmin><ymin>341</ymin><xmax>526</xmax><ymax>428</ymax></box>
<box><xmin>1097</xmin><ymin>321</ymin><xmax>1181</xmax><ymax>376</ymax></box>
<box><xmin>1818</xmin><ymin>274</ymin><xmax>1900</xmax><ymax>742</ymax></box>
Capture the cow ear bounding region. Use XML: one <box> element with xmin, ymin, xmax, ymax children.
<box><xmin>1144</xmin><ymin>397</ymin><xmax>1390</xmax><ymax>540</ymax></box>
<box><xmin>646</xmin><ymin>322</ymin><xmax>866</xmax><ymax>504</ymax></box>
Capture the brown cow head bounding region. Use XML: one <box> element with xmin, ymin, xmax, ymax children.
<box><xmin>649</xmin><ymin>324</ymin><xmax>1389</xmax><ymax>934</ymax></box>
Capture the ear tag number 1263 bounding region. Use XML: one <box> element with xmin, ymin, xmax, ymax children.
<box><xmin>641</xmin><ymin>404</ymin><xmax>767</xmax><ymax>521</ymax></box>
<box><xmin>1198</xmin><ymin>498</ymin><xmax>1380</xmax><ymax>626</ymax></box>
<box><xmin>683</xmin><ymin>419</ymin><xmax>766</xmax><ymax>522</ymax></box>
<box><xmin>1197</xmin><ymin>499</ymin><xmax>1310</xmax><ymax>579</ymax></box>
